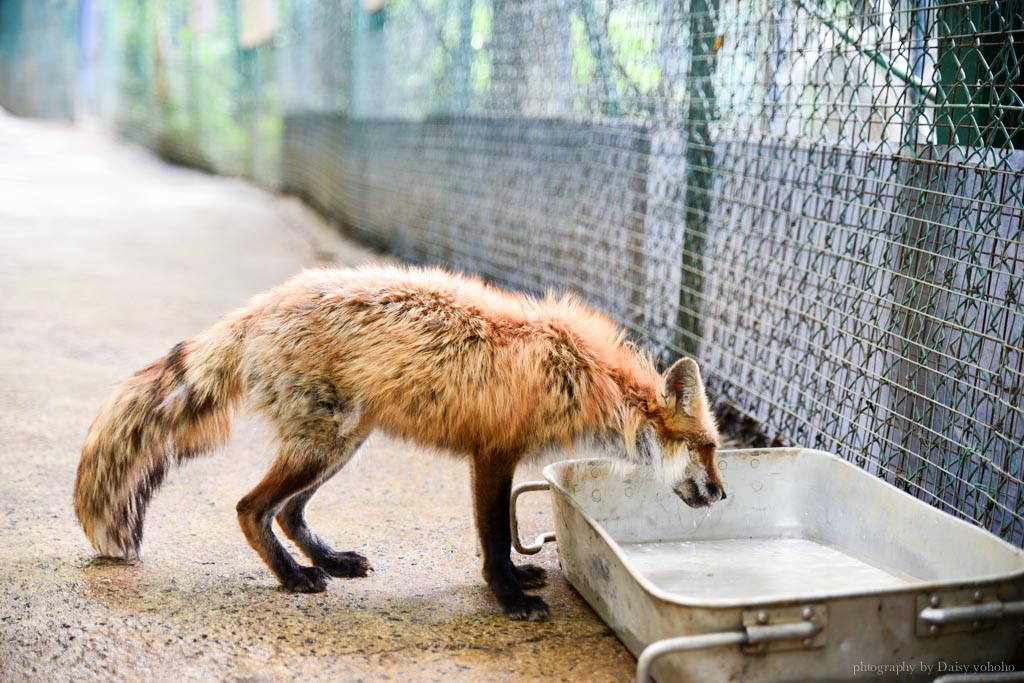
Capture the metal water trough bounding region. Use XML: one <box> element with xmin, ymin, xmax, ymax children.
<box><xmin>511</xmin><ymin>449</ymin><xmax>1024</xmax><ymax>682</ymax></box>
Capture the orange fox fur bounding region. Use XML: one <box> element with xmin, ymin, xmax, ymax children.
<box><xmin>75</xmin><ymin>264</ymin><xmax>722</xmax><ymax>620</ymax></box>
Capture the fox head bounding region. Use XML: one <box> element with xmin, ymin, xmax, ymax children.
<box><xmin>648</xmin><ymin>358</ymin><xmax>724</xmax><ymax>508</ymax></box>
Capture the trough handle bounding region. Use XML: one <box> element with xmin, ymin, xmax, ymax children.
<box><xmin>635</xmin><ymin>621</ymin><xmax>822</xmax><ymax>683</ymax></box>
<box><xmin>510</xmin><ymin>481</ymin><xmax>555</xmax><ymax>555</ymax></box>
<box><xmin>919</xmin><ymin>599</ymin><xmax>1024</xmax><ymax>625</ymax></box>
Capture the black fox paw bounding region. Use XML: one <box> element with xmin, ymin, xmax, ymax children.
<box><xmin>282</xmin><ymin>565</ymin><xmax>330</xmax><ymax>593</ymax></box>
<box><xmin>512</xmin><ymin>563</ymin><xmax>548</xmax><ymax>589</ymax></box>
<box><xmin>502</xmin><ymin>594</ymin><xmax>550</xmax><ymax>622</ymax></box>
<box><xmin>316</xmin><ymin>551</ymin><xmax>372</xmax><ymax>578</ymax></box>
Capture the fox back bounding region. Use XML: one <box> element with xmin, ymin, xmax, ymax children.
<box><xmin>239</xmin><ymin>266</ymin><xmax>652</xmax><ymax>457</ymax></box>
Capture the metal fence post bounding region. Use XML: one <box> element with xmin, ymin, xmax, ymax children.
<box><xmin>673</xmin><ymin>0</ymin><xmax>719</xmax><ymax>358</ymax></box>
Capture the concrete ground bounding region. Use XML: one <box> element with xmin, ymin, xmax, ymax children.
<box><xmin>0</xmin><ymin>113</ymin><xmax>635</xmax><ymax>682</ymax></box>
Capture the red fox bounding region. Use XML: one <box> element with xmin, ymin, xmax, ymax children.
<box><xmin>75</xmin><ymin>265</ymin><xmax>723</xmax><ymax>620</ymax></box>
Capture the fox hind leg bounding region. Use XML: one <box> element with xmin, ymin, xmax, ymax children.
<box><xmin>236</xmin><ymin>451</ymin><xmax>332</xmax><ymax>592</ymax></box>
<box><xmin>276</xmin><ymin>428</ymin><xmax>372</xmax><ymax>578</ymax></box>
<box><xmin>236</xmin><ymin>411</ymin><xmax>369</xmax><ymax>593</ymax></box>
<box><xmin>278</xmin><ymin>489</ymin><xmax>372</xmax><ymax>578</ymax></box>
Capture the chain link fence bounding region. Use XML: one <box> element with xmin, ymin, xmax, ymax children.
<box><xmin>1</xmin><ymin>0</ymin><xmax>1021</xmax><ymax>546</ymax></box>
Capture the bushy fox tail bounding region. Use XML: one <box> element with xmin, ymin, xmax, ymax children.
<box><xmin>74</xmin><ymin>318</ymin><xmax>246</xmax><ymax>559</ymax></box>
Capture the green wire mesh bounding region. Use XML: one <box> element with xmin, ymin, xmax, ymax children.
<box><xmin>1</xmin><ymin>0</ymin><xmax>1022</xmax><ymax>545</ymax></box>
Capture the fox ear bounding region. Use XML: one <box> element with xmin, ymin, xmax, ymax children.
<box><xmin>660</xmin><ymin>358</ymin><xmax>704</xmax><ymax>416</ymax></box>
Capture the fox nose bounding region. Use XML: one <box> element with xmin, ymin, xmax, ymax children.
<box><xmin>706</xmin><ymin>482</ymin><xmax>726</xmax><ymax>500</ymax></box>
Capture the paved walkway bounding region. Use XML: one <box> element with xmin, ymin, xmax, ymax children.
<box><xmin>0</xmin><ymin>113</ymin><xmax>633</xmax><ymax>682</ymax></box>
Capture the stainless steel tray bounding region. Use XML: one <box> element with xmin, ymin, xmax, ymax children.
<box><xmin>511</xmin><ymin>449</ymin><xmax>1024</xmax><ymax>682</ymax></box>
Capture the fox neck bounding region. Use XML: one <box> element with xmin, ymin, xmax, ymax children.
<box><xmin>572</xmin><ymin>410</ymin><xmax>662</xmax><ymax>472</ymax></box>
<box><xmin>569</xmin><ymin>349</ymin><xmax>669</xmax><ymax>468</ymax></box>
<box><xmin>576</xmin><ymin>380</ymin><xmax>663</xmax><ymax>466</ymax></box>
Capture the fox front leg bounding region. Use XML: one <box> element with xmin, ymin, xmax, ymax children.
<box><xmin>470</xmin><ymin>457</ymin><xmax>550</xmax><ymax>621</ymax></box>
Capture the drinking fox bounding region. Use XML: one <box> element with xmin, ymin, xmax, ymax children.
<box><xmin>75</xmin><ymin>265</ymin><xmax>723</xmax><ymax>620</ymax></box>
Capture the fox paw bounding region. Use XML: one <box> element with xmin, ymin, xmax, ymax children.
<box><xmin>512</xmin><ymin>563</ymin><xmax>547</xmax><ymax>589</ymax></box>
<box><xmin>316</xmin><ymin>551</ymin><xmax>372</xmax><ymax>578</ymax></box>
<box><xmin>502</xmin><ymin>594</ymin><xmax>550</xmax><ymax>622</ymax></box>
<box><xmin>282</xmin><ymin>565</ymin><xmax>330</xmax><ymax>593</ymax></box>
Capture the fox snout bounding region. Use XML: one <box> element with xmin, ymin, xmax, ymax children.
<box><xmin>672</xmin><ymin>476</ymin><xmax>727</xmax><ymax>508</ymax></box>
